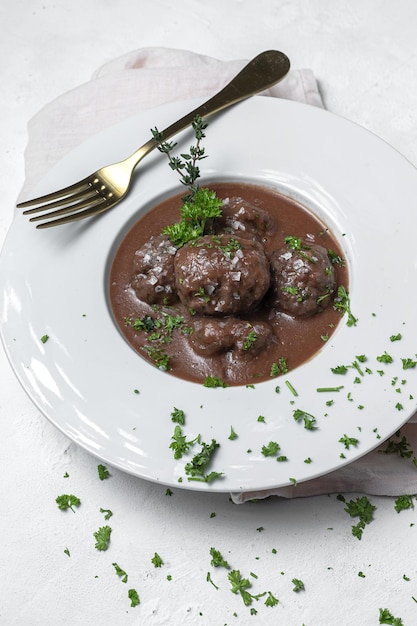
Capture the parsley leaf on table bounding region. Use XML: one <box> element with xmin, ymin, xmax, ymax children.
<box><xmin>151</xmin><ymin>552</ymin><xmax>163</xmax><ymax>568</ymax></box>
<box><xmin>394</xmin><ymin>494</ymin><xmax>414</xmax><ymax>513</ymax></box>
<box><xmin>97</xmin><ymin>464</ymin><xmax>110</xmax><ymax>480</ymax></box>
<box><xmin>210</xmin><ymin>547</ymin><xmax>230</xmax><ymax>569</ymax></box>
<box><xmin>55</xmin><ymin>494</ymin><xmax>80</xmax><ymax>513</ymax></box>
<box><xmin>227</xmin><ymin>569</ymin><xmax>266</xmax><ymax>606</ymax></box>
<box><xmin>378</xmin><ymin>607</ymin><xmax>404</xmax><ymax>625</ymax></box>
<box><xmin>128</xmin><ymin>588</ymin><xmax>140</xmax><ymax>607</ymax></box>
<box><xmin>292</xmin><ymin>578</ymin><xmax>305</xmax><ymax>592</ymax></box>
<box><xmin>113</xmin><ymin>562</ymin><xmax>128</xmax><ymax>583</ymax></box>
<box><xmin>99</xmin><ymin>507</ymin><xmax>113</xmax><ymax>520</ymax></box>
<box><xmin>93</xmin><ymin>525</ymin><xmax>112</xmax><ymax>551</ymax></box>
<box><xmin>338</xmin><ymin>495</ymin><xmax>376</xmax><ymax>540</ymax></box>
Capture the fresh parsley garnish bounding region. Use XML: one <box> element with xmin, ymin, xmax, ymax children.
<box><xmin>113</xmin><ymin>562</ymin><xmax>128</xmax><ymax>583</ymax></box>
<box><xmin>184</xmin><ymin>439</ymin><xmax>223</xmax><ymax>483</ymax></box>
<box><xmin>97</xmin><ymin>464</ymin><xmax>110</xmax><ymax>480</ymax></box>
<box><xmin>376</xmin><ymin>351</ymin><xmax>393</xmax><ymax>364</ymax></box>
<box><xmin>169</xmin><ymin>425</ymin><xmax>200</xmax><ymax>460</ymax></box>
<box><xmin>338</xmin><ymin>494</ymin><xmax>376</xmax><ymax>540</ymax></box>
<box><xmin>293</xmin><ymin>409</ymin><xmax>318</xmax><ymax>430</ymax></box>
<box><xmin>151</xmin><ymin>552</ymin><xmax>163</xmax><ymax>568</ymax></box>
<box><xmin>203</xmin><ymin>375</ymin><xmax>228</xmax><ymax>388</ymax></box>
<box><xmin>338</xmin><ymin>434</ymin><xmax>359</xmax><ymax>449</ymax></box>
<box><xmin>99</xmin><ymin>507</ymin><xmax>113</xmax><ymax>520</ymax></box>
<box><xmin>171</xmin><ymin>407</ymin><xmax>185</xmax><ymax>425</ymax></box>
<box><xmin>210</xmin><ymin>547</ymin><xmax>230</xmax><ymax>569</ymax></box>
<box><xmin>394</xmin><ymin>494</ymin><xmax>414</xmax><ymax>513</ymax></box>
<box><xmin>333</xmin><ymin>285</ymin><xmax>357</xmax><ymax>327</ymax></box>
<box><xmin>378</xmin><ymin>607</ymin><xmax>404</xmax><ymax>625</ymax></box>
<box><xmin>93</xmin><ymin>525</ymin><xmax>112</xmax><ymax>551</ymax></box>
<box><xmin>152</xmin><ymin>116</ymin><xmax>223</xmax><ymax>248</ymax></box>
<box><xmin>292</xmin><ymin>578</ymin><xmax>305</xmax><ymax>592</ymax></box>
<box><xmin>128</xmin><ymin>588</ymin><xmax>140</xmax><ymax>607</ymax></box>
<box><xmin>55</xmin><ymin>494</ymin><xmax>80</xmax><ymax>513</ymax></box>
<box><xmin>261</xmin><ymin>441</ymin><xmax>281</xmax><ymax>457</ymax></box>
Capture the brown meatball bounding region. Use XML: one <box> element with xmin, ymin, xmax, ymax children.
<box><xmin>190</xmin><ymin>317</ymin><xmax>274</xmax><ymax>358</ymax></box>
<box><xmin>131</xmin><ymin>234</ymin><xmax>178</xmax><ymax>305</ymax></box>
<box><xmin>215</xmin><ymin>196</ymin><xmax>276</xmax><ymax>241</ymax></box>
<box><xmin>270</xmin><ymin>241</ymin><xmax>337</xmax><ymax>317</ymax></box>
<box><xmin>174</xmin><ymin>234</ymin><xmax>271</xmax><ymax>315</ymax></box>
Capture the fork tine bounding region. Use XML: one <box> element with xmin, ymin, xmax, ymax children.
<box><xmin>16</xmin><ymin>176</ymin><xmax>93</xmax><ymax>209</ymax></box>
<box><xmin>35</xmin><ymin>198</ymin><xmax>117</xmax><ymax>229</ymax></box>
<box><xmin>29</xmin><ymin>194</ymin><xmax>108</xmax><ymax>223</ymax></box>
<box><xmin>22</xmin><ymin>186</ymin><xmax>99</xmax><ymax>215</ymax></box>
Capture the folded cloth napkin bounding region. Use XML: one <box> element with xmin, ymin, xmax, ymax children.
<box><xmin>17</xmin><ymin>47</ymin><xmax>417</xmax><ymax>502</ymax></box>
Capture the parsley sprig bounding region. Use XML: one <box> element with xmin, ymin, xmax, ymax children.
<box><xmin>152</xmin><ymin>115</ymin><xmax>223</xmax><ymax>248</ymax></box>
<box><xmin>93</xmin><ymin>525</ymin><xmax>112</xmax><ymax>551</ymax></box>
<box><xmin>338</xmin><ymin>494</ymin><xmax>376</xmax><ymax>540</ymax></box>
<box><xmin>55</xmin><ymin>494</ymin><xmax>80</xmax><ymax>513</ymax></box>
<box><xmin>333</xmin><ymin>285</ymin><xmax>357</xmax><ymax>327</ymax></box>
<box><xmin>184</xmin><ymin>439</ymin><xmax>223</xmax><ymax>483</ymax></box>
<box><xmin>227</xmin><ymin>569</ymin><xmax>266</xmax><ymax>606</ymax></box>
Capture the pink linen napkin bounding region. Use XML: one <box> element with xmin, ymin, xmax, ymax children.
<box><xmin>17</xmin><ymin>47</ymin><xmax>417</xmax><ymax>502</ymax></box>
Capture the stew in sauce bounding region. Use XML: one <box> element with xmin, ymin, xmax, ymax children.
<box><xmin>109</xmin><ymin>182</ymin><xmax>348</xmax><ymax>386</ymax></box>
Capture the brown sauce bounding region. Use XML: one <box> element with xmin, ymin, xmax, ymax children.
<box><xmin>109</xmin><ymin>182</ymin><xmax>348</xmax><ymax>386</ymax></box>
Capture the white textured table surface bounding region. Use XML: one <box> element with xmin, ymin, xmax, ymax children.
<box><xmin>2</xmin><ymin>2</ymin><xmax>417</xmax><ymax>625</ymax></box>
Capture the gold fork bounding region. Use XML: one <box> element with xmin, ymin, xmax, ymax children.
<box><xmin>18</xmin><ymin>50</ymin><xmax>290</xmax><ymax>229</ymax></box>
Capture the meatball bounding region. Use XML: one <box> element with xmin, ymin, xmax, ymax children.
<box><xmin>190</xmin><ymin>317</ymin><xmax>274</xmax><ymax>358</ymax></box>
<box><xmin>131</xmin><ymin>234</ymin><xmax>178</xmax><ymax>305</ymax></box>
<box><xmin>215</xmin><ymin>196</ymin><xmax>275</xmax><ymax>241</ymax></box>
<box><xmin>174</xmin><ymin>234</ymin><xmax>271</xmax><ymax>315</ymax></box>
<box><xmin>269</xmin><ymin>241</ymin><xmax>337</xmax><ymax>317</ymax></box>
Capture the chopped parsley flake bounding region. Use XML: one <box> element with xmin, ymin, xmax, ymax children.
<box><xmin>292</xmin><ymin>578</ymin><xmax>305</xmax><ymax>592</ymax></box>
<box><xmin>261</xmin><ymin>441</ymin><xmax>281</xmax><ymax>457</ymax></box>
<box><xmin>338</xmin><ymin>434</ymin><xmax>359</xmax><ymax>449</ymax></box>
<box><xmin>169</xmin><ymin>425</ymin><xmax>200</xmax><ymax>460</ymax></box>
<box><xmin>376</xmin><ymin>351</ymin><xmax>393</xmax><ymax>364</ymax></box>
<box><xmin>55</xmin><ymin>494</ymin><xmax>80</xmax><ymax>513</ymax></box>
<box><xmin>113</xmin><ymin>562</ymin><xmax>128</xmax><ymax>583</ymax></box>
<box><xmin>203</xmin><ymin>375</ymin><xmax>228</xmax><ymax>388</ymax></box>
<box><xmin>128</xmin><ymin>588</ymin><xmax>140</xmax><ymax>607</ymax></box>
<box><xmin>338</xmin><ymin>494</ymin><xmax>376</xmax><ymax>540</ymax></box>
<box><xmin>394</xmin><ymin>495</ymin><xmax>414</xmax><ymax>513</ymax></box>
<box><xmin>333</xmin><ymin>285</ymin><xmax>357</xmax><ymax>327</ymax></box>
<box><xmin>93</xmin><ymin>525</ymin><xmax>112</xmax><ymax>551</ymax></box>
<box><xmin>184</xmin><ymin>439</ymin><xmax>223</xmax><ymax>483</ymax></box>
<box><xmin>402</xmin><ymin>357</ymin><xmax>417</xmax><ymax>369</ymax></box>
<box><xmin>390</xmin><ymin>333</ymin><xmax>402</xmax><ymax>342</ymax></box>
<box><xmin>171</xmin><ymin>407</ymin><xmax>185</xmax><ymax>424</ymax></box>
<box><xmin>210</xmin><ymin>547</ymin><xmax>230</xmax><ymax>569</ymax></box>
<box><xmin>378</xmin><ymin>607</ymin><xmax>404</xmax><ymax>625</ymax></box>
<box><xmin>265</xmin><ymin>591</ymin><xmax>279</xmax><ymax>607</ymax></box>
<box><xmin>151</xmin><ymin>552</ymin><xmax>163</xmax><ymax>568</ymax></box>
<box><xmin>293</xmin><ymin>409</ymin><xmax>318</xmax><ymax>430</ymax></box>
<box><xmin>97</xmin><ymin>464</ymin><xmax>110</xmax><ymax>480</ymax></box>
<box><xmin>227</xmin><ymin>570</ymin><xmax>267</xmax><ymax>606</ymax></box>
<box><xmin>99</xmin><ymin>507</ymin><xmax>113</xmax><ymax>520</ymax></box>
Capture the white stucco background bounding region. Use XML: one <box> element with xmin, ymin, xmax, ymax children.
<box><xmin>1</xmin><ymin>2</ymin><xmax>417</xmax><ymax>624</ymax></box>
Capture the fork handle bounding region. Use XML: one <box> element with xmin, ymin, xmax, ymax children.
<box><xmin>127</xmin><ymin>50</ymin><xmax>290</xmax><ymax>168</ymax></box>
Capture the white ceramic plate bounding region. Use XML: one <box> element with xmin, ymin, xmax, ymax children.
<box><xmin>2</xmin><ymin>97</ymin><xmax>417</xmax><ymax>493</ymax></box>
